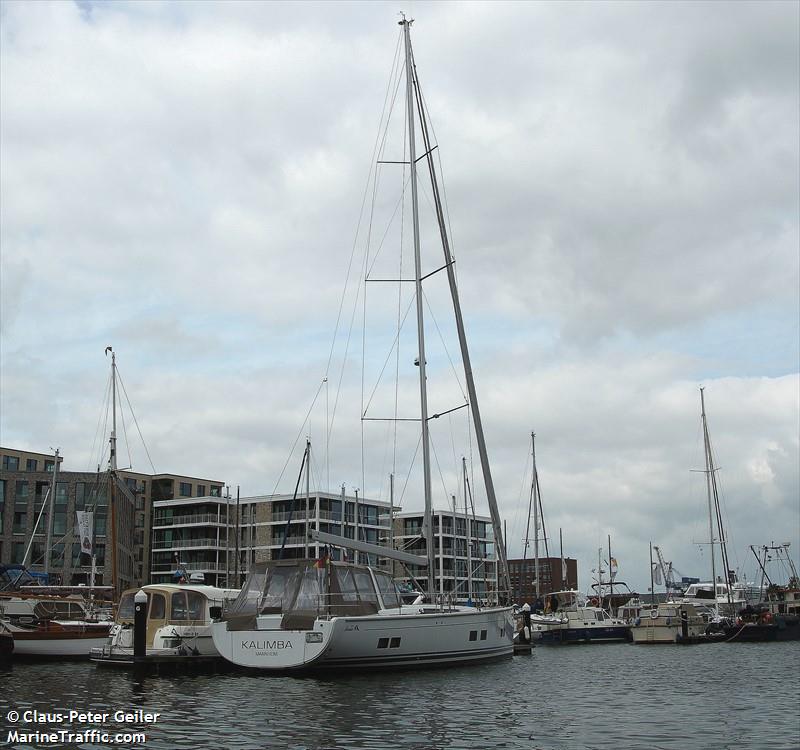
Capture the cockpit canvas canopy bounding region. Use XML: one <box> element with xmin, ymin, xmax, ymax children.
<box><xmin>224</xmin><ymin>559</ymin><xmax>402</xmax><ymax>631</ymax></box>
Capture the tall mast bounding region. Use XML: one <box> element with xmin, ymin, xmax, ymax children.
<box><xmin>43</xmin><ymin>448</ymin><xmax>59</xmax><ymax>578</ymax></box>
<box><xmin>401</xmin><ymin>16</ymin><xmax>436</xmax><ymax>600</ymax></box>
<box><xmin>463</xmin><ymin>457</ymin><xmax>474</xmax><ymax>603</ymax></box>
<box><xmin>532</xmin><ymin>432</ymin><xmax>540</xmax><ymax>602</ymax></box>
<box><xmin>106</xmin><ymin>346</ymin><xmax>119</xmax><ymax>596</ymax></box>
<box><xmin>401</xmin><ymin>16</ymin><xmax>511</xmax><ymax>601</ymax></box>
<box><xmin>700</xmin><ymin>387</ymin><xmax>719</xmax><ymax>615</ymax></box>
<box><xmin>305</xmin><ymin>439</ymin><xmax>311</xmax><ymax>558</ymax></box>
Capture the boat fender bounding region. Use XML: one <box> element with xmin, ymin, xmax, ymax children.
<box><xmin>665</xmin><ymin>617</ymin><xmax>671</xmax><ymax>626</ymax></box>
<box><xmin>634</xmin><ymin>617</ymin><xmax>641</xmax><ymax>626</ymax></box>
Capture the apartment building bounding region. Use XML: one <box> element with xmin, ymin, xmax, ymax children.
<box><xmin>150</xmin><ymin>490</ymin><xmax>394</xmax><ymax>587</ymax></box>
<box><xmin>0</xmin><ymin>446</ymin><xmax>224</xmax><ymax>594</ymax></box>
<box><xmin>393</xmin><ymin>509</ymin><xmax>499</xmax><ymax>603</ymax></box>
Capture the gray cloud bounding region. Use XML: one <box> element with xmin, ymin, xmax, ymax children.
<box><xmin>1</xmin><ymin>0</ymin><xmax>797</xmax><ymax>591</ymax></box>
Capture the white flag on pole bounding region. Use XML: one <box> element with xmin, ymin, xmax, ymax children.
<box><xmin>652</xmin><ymin>562</ymin><xmax>663</xmax><ymax>586</ymax></box>
<box><xmin>75</xmin><ymin>511</ymin><xmax>94</xmax><ymax>555</ymax></box>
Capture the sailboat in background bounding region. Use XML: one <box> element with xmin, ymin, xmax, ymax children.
<box><xmin>211</xmin><ymin>17</ymin><xmax>514</xmax><ymax>671</ymax></box>
<box><xmin>590</xmin><ymin>536</ymin><xmax>638</xmax><ymax>616</ymax></box>
<box><xmin>0</xmin><ymin>347</ymin><xmax>139</xmax><ymax>658</ymax></box>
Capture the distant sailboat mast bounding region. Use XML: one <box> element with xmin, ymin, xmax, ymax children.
<box><xmin>106</xmin><ymin>346</ymin><xmax>119</xmax><ymax>597</ymax></box>
<box><xmin>699</xmin><ymin>387</ymin><xmax>733</xmax><ymax>613</ymax></box>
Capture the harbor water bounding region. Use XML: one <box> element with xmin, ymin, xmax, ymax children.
<box><xmin>2</xmin><ymin>642</ymin><xmax>799</xmax><ymax>750</ymax></box>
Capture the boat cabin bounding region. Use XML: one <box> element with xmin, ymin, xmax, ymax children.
<box><xmin>116</xmin><ymin>584</ymin><xmax>235</xmax><ymax>637</ymax></box>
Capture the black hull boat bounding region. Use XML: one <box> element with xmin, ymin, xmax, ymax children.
<box><xmin>724</xmin><ymin>609</ymin><xmax>800</xmax><ymax>642</ymax></box>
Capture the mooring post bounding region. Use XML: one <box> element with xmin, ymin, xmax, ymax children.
<box><xmin>134</xmin><ymin>589</ymin><xmax>148</xmax><ymax>667</ymax></box>
<box><xmin>521</xmin><ymin>603</ymin><xmax>532</xmax><ymax>644</ymax></box>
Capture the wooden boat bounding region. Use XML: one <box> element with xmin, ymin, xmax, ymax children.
<box><xmin>0</xmin><ymin>591</ymin><xmax>111</xmax><ymax>657</ymax></box>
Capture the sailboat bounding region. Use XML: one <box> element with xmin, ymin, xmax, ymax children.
<box><xmin>0</xmin><ymin>349</ymin><xmax>130</xmax><ymax>658</ymax></box>
<box><xmin>631</xmin><ymin>389</ymin><xmax>755</xmax><ymax>645</ymax></box>
<box><xmin>211</xmin><ymin>17</ymin><xmax>515</xmax><ymax>671</ymax></box>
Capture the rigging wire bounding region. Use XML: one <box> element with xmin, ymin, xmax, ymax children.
<box><xmin>396</xmin><ymin>430</ymin><xmax>423</xmax><ymax>509</ymax></box>
<box><xmin>394</xmin><ymin>83</ymin><xmax>409</xmax><ymax>480</ymax></box>
<box><xmin>116</xmin><ymin>368</ymin><xmax>157</xmax><ymax>474</ymax></box>
<box><xmin>266</xmin><ymin>379</ymin><xmax>327</xmax><ymax>500</ymax></box>
<box><xmin>87</xmin><ymin>373</ymin><xmax>112</xmax><ymax>472</ymax></box>
<box><xmin>422</xmin><ymin>287</ymin><xmax>468</xmax><ymax>402</ymax></box>
<box><xmin>361</xmin><ymin>293</ymin><xmax>416</xmax><ymax>416</ymax></box>
<box><xmin>325</xmin><ymin>30</ymin><xmax>404</xmax><ymax>450</ymax></box>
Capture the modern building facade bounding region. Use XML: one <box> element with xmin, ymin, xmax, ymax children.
<box><xmin>507</xmin><ymin>555</ymin><xmax>579</xmax><ymax>605</ymax></box>
<box><xmin>149</xmin><ymin>491</ymin><xmax>503</xmax><ymax>600</ymax></box>
<box><xmin>150</xmin><ymin>490</ymin><xmax>394</xmax><ymax>587</ymax></box>
<box><xmin>393</xmin><ymin>509</ymin><xmax>499</xmax><ymax>603</ymax></box>
<box><xmin>0</xmin><ymin>446</ymin><xmax>224</xmax><ymax>595</ymax></box>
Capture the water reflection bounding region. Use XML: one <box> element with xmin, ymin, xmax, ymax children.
<box><xmin>1</xmin><ymin>643</ymin><xmax>798</xmax><ymax>749</ymax></box>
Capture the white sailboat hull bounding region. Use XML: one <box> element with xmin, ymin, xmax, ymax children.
<box><xmin>213</xmin><ymin>606</ymin><xmax>514</xmax><ymax>671</ymax></box>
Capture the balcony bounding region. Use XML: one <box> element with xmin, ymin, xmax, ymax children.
<box><xmin>152</xmin><ymin>538</ymin><xmax>219</xmax><ymax>550</ymax></box>
<box><xmin>152</xmin><ymin>513</ymin><xmax>224</xmax><ymax>528</ymax></box>
<box><xmin>150</xmin><ymin>562</ymin><xmax>224</xmax><ymax>573</ymax></box>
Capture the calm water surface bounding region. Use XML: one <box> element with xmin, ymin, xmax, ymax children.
<box><xmin>2</xmin><ymin>642</ymin><xmax>799</xmax><ymax>750</ymax></box>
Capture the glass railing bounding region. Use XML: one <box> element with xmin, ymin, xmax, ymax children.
<box><xmin>152</xmin><ymin>513</ymin><xmax>223</xmax><ymax>527</ymax></box>
<box><xmin>152</xmin><ymin>538</ymin><xmax>218</xmax><ymax>549</ymax></box>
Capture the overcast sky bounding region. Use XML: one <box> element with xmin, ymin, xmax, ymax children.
<box><xmin>2</xmin><ymin>0</ymin><xmax>798</xmax><ymax>594</ymax></box>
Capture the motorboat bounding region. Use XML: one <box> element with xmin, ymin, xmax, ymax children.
<box><xmin>630</xmin><ymin>601</ymin><xmax>719</xmax><ymax>644</ymax></box>
<box><xmin>529</xmin><ymin>590</ymin><xmax>631</xmax><ymax>644</ymax></box>
<box><xmin>91</xmin><ymin>582</ymin><xmax>238</xmax><ymax>665</ymax></box>
<box><xmin>723</xmin><ymin>544</ymin><xmax>800</xmax><ymax>642</ymax></box>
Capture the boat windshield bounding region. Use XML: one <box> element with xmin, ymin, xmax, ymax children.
<box><xmin>118</xmin><ymin>592</ymin><xmax>135</xmax><ymax>620</ymax></box>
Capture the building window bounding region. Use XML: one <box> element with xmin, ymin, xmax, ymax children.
<box><xmin>44</xmin><ymin>460</ymin><xmax>54</xmax><ymax>472</ymax></box>
<box><xmin>197</xmin><ymin>485</ymin><xmax>206</xmax><ymax>497</ymax></box>
<box><xmin>12</xmin><ymin>542</ymin><xmax>25</xmax><ymax>564</ymax></box>
<box><xmin>15</xmin><ymin>480</ymin><xmax>29</xmax><ymax>500</ymax></box>
<box><xmin>50</xmin><ymin>542</ymin><xmax>65</xmax><ymax>568</ymax></box>
<box><xmin>210</xmin><ymin>486</ymin><xmax>221</xmax><ymax>497</ymax></box>
<box><xmin>75</xmin><ymin>483</ymin><xmax>85</xmax><ymax>511</ymax></box>
<box><xmin>179</xmin><ymin>482</ymin><xmax>192</xmax><ymax>497</ymax></box>
<box><xmin>26</xmin><ymin>458</ymin><xmax>37</xmax><ymax>472</ymax></box>
<box><xmin>55</xmin><ymin>482</ymin><xmax>68</xmax><ymax>506</ymax></box>
<box><xmin>2</xmin><ymin>455</ymin><xmax>19</xmax><ymax>471</ymax></box>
